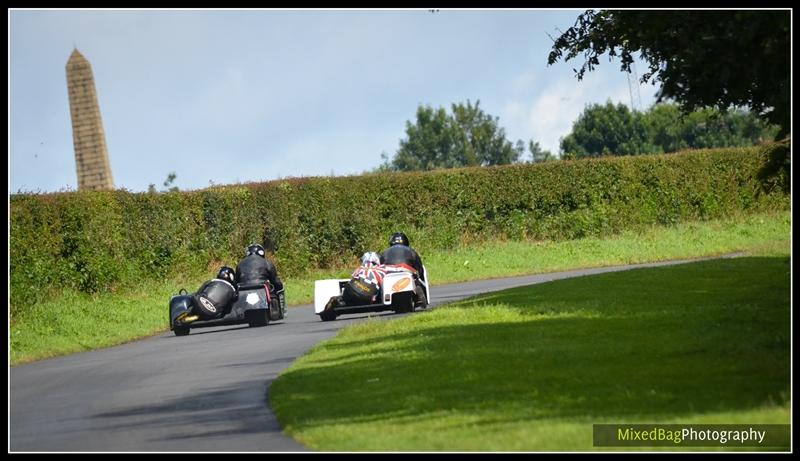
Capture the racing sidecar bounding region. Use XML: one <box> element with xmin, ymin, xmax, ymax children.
<box><xmin>314</xmin><ymin>264</ymin><xmax>430</xmax><ymax>321</ymax></box>
<box><xmin>169</xmin><ymin>282</ymin><xmax>286</xmax><ymax>336</ymax></box>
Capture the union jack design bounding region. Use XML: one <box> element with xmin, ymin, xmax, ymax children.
<box><xmin>351</xmin><ymin>265</ymin><xmax>386</xmax><ymax>286</ymax></box>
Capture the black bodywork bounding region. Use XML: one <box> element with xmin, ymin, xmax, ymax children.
<box><xmin>169</xmin><ymin>283</ymin><xmax>286</xmax><ymax>336</ymax></box>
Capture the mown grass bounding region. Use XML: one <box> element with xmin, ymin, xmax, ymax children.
<box><xmin>9</xmin><ymin>211</ymin><xmax>790</xmax><ymax>365</ymax></box>
<box><xmin>270</xmin><ymin>255</ymin><xmax>791</xmax><ymax>451</ymax></box>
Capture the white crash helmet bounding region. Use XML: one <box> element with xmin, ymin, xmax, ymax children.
<box><xmin>361</xmin><ymin>251</ymin><xmax>381</xmax><ymax>267</ymax></box>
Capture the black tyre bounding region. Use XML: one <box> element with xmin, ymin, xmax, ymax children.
<box><xmin>320</xmin><ymin>310</ymin><xmax>337</xmax><ymax>322</ymax></box>
<box><xmin>343</xmin><ymin>277</ymin><xmax>379</xmax><ymax>306</ymax></box>
<box><xmin>246</xmin><ymin>310</ymin><xmax>269</xmax><ymax>327</ymax></box>
<box><xmin>269</xmin><ymin>298</ymin><xmax>283</xmax><ymax>321</ymax></box>
<box><xmin>416</xmin><ymin>285</ymin><xmax>428</xmax><ymax>308</ymax></box>
<box><xmin>392</xmin><ymin>292</ymin><xmax>415</xmax><ymax>313</ymax></box>
<box><xmin>173</xmin><ymin>326</ymin><xmax>190</xmax><ymax>336</ymax></box>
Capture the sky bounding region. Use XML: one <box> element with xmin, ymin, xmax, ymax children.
<box><xmin>9</xmin><ymin>8</ymin><xmax>659</xmax><ymax>194</ymax></box>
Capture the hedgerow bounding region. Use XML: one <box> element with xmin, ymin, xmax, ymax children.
<box><xmin>9</xmin><ymin>142</ymin><xmax>789</xmax><ymax>317</ymax></box>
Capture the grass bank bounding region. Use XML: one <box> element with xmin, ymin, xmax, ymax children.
<box><xmin>9</xmin><ymin>211</ymin><xmax>790</xmax><ymax>365</ymax></box>
<box><xmin>270</xmin><ymin>255</ymin><xmax>791</xmax><ymax>451</ymax></box>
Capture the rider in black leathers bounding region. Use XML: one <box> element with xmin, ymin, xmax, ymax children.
<box><xmin>235</xmin><ymin>243</ymin><xmax>284</xmax><ymax>292</ymax></box>
<box><xmin>380</xmin><ymin>232</ymin><xmax>426</xmax><ymax>283</ymax></box>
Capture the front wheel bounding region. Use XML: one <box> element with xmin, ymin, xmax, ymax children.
<box><xmin>173</xmin><ymin>326</ymin><xmax>190</xmax><ymax>336</ymax></box>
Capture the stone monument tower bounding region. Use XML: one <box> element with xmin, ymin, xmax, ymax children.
<box><xmin>66</xmin><ymin>48</ymin><xmax>114</xmax><ymax>190</ymax></box>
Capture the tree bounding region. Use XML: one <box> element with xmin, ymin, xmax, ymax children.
<box><xmin>560</xmin><ymin>101</ymin><xmax>657</xmax><ymax>158</ymax></box>
<box><xmin>644</xmin><ymin>103</ymin><xmax>687</xmax><ymax>153</ymax></box>
<box><xmin>450</xmin><ymin>100</ymin><xmax>521</xmax><ymax>166</ymax></box>
<box><xmin>148</xmin><ymin>172</ymin><xmax>179</xmax><ymax>193</ymax></box>
<box><xmin>387</xmin><ymin>100</ymin><xmax>523</xmax><ymax>171</ymax></box>
<box><xmin>390</xmin><ymin>105</ymin><xmax>454</xmax><ymax>171</ymax></box>
<box><xmin>528</xmin><ymin>141</ymin><xmax>555</xmax><ymax>163</ymax></box>
<box><xmin>561</xmin><ymin>101</ymin><xmax>778</xmax><ymax>158</ymax></box>
<box><xmin>163</xmin><ymin>172</ymin><xmax>177</xmax><ymax>191</ymax></box>
<box><xmin>672</xmin><ymin>107</ymin><xmax>777</xmax><ymax>149</ymax></box>
<box><xmin>547</xmin><ymin>10</ymin><xmax>790</xmax><ymax>138</ymax></box>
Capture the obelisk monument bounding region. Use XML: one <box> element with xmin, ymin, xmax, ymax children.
<box><xmin>66</xmin><ymin>48</ymin><xmax>114</xmax><ymax>190</ymax></box>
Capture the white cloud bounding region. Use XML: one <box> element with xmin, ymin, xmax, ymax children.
<box><xmin>509</xmin><ymin>70</ymin><xmax>539</xmax><ymax>95</ymax></box>
<box><xmin>503</xmin><ymin>71</ymin><xmax>659</xmax><ymax>156</ymax></box>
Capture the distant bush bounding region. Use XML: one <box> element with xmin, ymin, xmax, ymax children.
<box><xmin>9</xmin><ymin>143</ymin><xmax>789</xmax><ymax>317</ymax></box>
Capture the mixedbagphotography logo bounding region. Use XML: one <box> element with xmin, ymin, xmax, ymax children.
<box><xmin>593</xmin><ymin>424</ymin><xmax>791</xmax><ymax>448</ymax></box>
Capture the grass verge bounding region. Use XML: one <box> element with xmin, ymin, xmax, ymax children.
<box><xmin>9</xmin><ymin>211</ymin><xmax>790</xmax><ymax>365</ymax></box>
<box><xmin>270</xmin><ymin>255</ymin><xmax>791</xmax><ymax>451</ymax></box>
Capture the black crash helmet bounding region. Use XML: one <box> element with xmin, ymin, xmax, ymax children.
<box><xmin>217</xmin><ymin>266</ymin><xmax>237</xmax><ymax>285</ymax></box>
<box><xmin>389</xmin><ymin>232</ymin><xmax>409</xmax><ymax>247</ymax></box>
<box><xmin>246</xmin><ymin>243</ymin><xmax>266</xmax><ymax>257</ymax></box>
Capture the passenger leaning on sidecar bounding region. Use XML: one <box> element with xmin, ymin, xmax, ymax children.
<box><xmin>192</xmin><ymin>266</ymin><xmax>239</xmax><ymax>320</ymax></box>
<box><xmin>342</xmin><ymin>251</ymin><xmax>385</xmax><ymax>305</ymax></box>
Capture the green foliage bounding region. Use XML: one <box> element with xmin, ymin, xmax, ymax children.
<box><xmin>756</xmin><ymin>138</ymin><xmax>791</xmax><ymax>194</ymax></box>
<box><xmin>148</xmin><ymin>171</ymin><xmax>179</xmax><ymax>194</ymax></box>
<box><xmin>548</xmin><ymin>10</ymin><xmax>790</xmax><ymax>138</ymax></box>
<box><xmin>387</xmin><ymin>100</ymin><xmax>523</xmax><ymax>171</ymax></box>
<box><xmin>561</xmin><ymin>101</ymin><xmax>779</xmax><ymax>158</ymax></box>
<box><xmin>9</xmin><ymin>143</ymin><xmax>789</xmax><ymax>317</ymax></box>
<box><xmin>11</xmin><ymin>211</ymin><xmax>790</xmax><ymax>365</ymax></box>
<box><xmin>528</xmin><ymin>140</ymin><xmax>555</xmax><ymax>163</ymax></box>
<box><xmin>561</xmin><ymin>101</ymin><xmax>656</xmax><ymax>157</ymax></box>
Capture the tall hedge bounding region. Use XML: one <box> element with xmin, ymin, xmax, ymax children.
<box><xmin>9</xmin><ymin>142</ymin><xmax>789</xmax><ymax>315</ymax></box>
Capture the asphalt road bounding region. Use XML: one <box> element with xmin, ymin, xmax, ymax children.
<box><xmin>9</xmin><ymin>254</ymin><xmax>741</xmax><ymax>452</ymax></box>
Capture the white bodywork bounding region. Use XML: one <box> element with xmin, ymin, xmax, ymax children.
<box><xmin>314</xmin><ymin>265</ymin><xmax>429</xmax><ymax>314</ymax></box>
<box><xmin>314</xmin><ymin>279</ymin><xmax>344</xmax><ymax>314</ymax></box>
